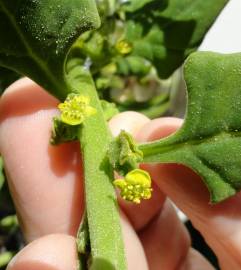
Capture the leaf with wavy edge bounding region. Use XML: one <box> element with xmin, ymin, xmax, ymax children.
<box><xmin>140</xmin><ymin>52</ymin><xmax>241</xmax><ymax>203</ymax></box>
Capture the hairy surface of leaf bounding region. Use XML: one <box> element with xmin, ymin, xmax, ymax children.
<box><xmin>0</xmin><ymin>0</ymin><xmax>100</xmax><ymax>100</ymax></box>
<box><xmin>140</xmin><ymin>52</ymin><xmax>241</xmax><ymax>203</ymax></box>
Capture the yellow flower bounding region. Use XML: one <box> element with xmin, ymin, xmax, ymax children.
<box><xmin>58</xmin><ymin>94</ymin><xmax>96</xmax><ymax>125</ymax></box>
<box><xmin>114</xmin><ymin>169</ymin><xmax>152</xmax><ymax>204</ymax></box>
<box><xmin>115</xmin><ymin>40</ymin><xmax>132</xmax><ymax>55</ymax></box>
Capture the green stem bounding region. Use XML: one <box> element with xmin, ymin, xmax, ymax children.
<box><xmin>66</xmin><ymin>59</ymin><xmax>126</xmax><ymax>270</ymax></box>
<box><xmin>0</xmin><ymin>252</ymin><xmax>14</xmax><ymax>267</ymax></box>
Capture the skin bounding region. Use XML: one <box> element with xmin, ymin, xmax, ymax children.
<box><xmin>1</xmin><ymin>78</ymin><xmax>241</xmax><ymax>269</ymax></box>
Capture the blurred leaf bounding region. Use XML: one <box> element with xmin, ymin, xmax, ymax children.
<box><xmin>96</xmin><ymin>0</ymin><xmax>119</xmax><ymax>17</ymax></box>
<box><xmin>123</xmin><ymin>0</ymin><xmax>229</xmax><ymax>78</ymax></box>
<box><xmin>0</xmin><ymin>252</ymin><xmax>14</xmax><ymax>268</ymax></box>
<box><xmin>138</xmin><ymin>100</ymin><xmax>170</xmax><ymax>118</ymax></box>
<box><xmin>0</xmin><ymin>67</ymin><xmax>19</xmax><ymax>94</ymax></box>
<box><xmin>122</xmin><ymin>0</ymin><xmax>155</xmax><ymax>12</ymax></box>
<box><xmin>0</xmin><ymin>215</ymin><xmax>18</xmax><ymax>231</ymax></box>
<box><xmin>116</xmin><ymin>56</ymin><xmax>151</xmax><ymax>76</ymax></box>
<box><xmin>0</xmin><ymin>157</ymin><xmax>15</xmax><ymax>214</ymax></box>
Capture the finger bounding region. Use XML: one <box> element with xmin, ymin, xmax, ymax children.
<box><xmin>7</xmin><ymin>212</ymin><xmax>148</xmax><ymax>270</ymax></box>
<box><xmin>120</xmin><ymin>211</ymin><xmax>148</xmax><ymax>270</ymax></box>
<box><xmin>109</xmin><ymin>112</ymin><xmax>165</xmax><ymax>231</ymax></box>
<box><xmin>6</xmin><ymin>234</ymin><xmax>78</xmax><ymax>270</ymax></box>
<box><xmin>140</xmin><ymin>199</ymin><xmax>214</xmax><ymax>270</ymax></box>
<box><xmin>0</xmin><ymin>78</ymin><xmax>84</xmax><ymax>242</ymax></box>
<box><xmin>138</xmin><ymin>117</ymin><xmax>241</xmax><ymax>268</ymax></box>
<box><xmin>139</xmin><ymin>199</ymin><xmax>190</xmax><ymax>269</ymax></box>
<box><xmin>109</xmin><ymin>111</ymin><xmax>150</xmax><ymax>138</ymax></box>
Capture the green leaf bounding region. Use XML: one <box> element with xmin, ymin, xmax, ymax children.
<box><xmin>96</xmin><ymin>0</ymin><xmax>118</xmax><ymax>17</ymax></box>
<box><xmin>140</xmin><ymin>52</ymin><xmax>241</xmax><ymax>203</ymax></box>
<box><xmin>0</xmin><ymin>0</ymin><xmax>100</xmax><ymax>100</ymax></box>
<box><xmin>116</xmin><ymin>56</ymin><xmax>152</xmax><ymax>76</ymax></box>
<box><xmin>0</xmin><ymin>215</ymin><xmax>18</xmax><ymax>231</ymax></box>
<box><xmin>0</xmin><ymin>251</ymin><xmax>14</xmax><ymax>268</ymax></box>
<box><xmin>124</xmin><ymin>0</ymin><xmax>229</xmax><ymax>78</ymax></box>
<box><xmin>122</xmin><ymin>0</ymin><xmax>155</xmax><ymax>12</ymax></box>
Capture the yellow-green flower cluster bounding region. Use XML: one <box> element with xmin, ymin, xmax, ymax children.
<box><xmin>115</xmin><ymin>40</ymin><xmax>132</xmax><ymax>55</ymax></box>
<box><xmin>58</xmin><ymin>94</ymin><xmax>96</xmax><ymax>125</ymax></box>
<box><xmin>114</xmin><ymin>169</ymin><xmax>152</xmax><ymax>204</ymax></box>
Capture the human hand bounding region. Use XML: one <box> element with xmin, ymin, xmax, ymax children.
<box><xmin>0</xmin><ymin>78</ymin><xmax>240</xmax><ymax>270</ymax></box>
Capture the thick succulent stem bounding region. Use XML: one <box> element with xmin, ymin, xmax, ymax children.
<box><xmin>66</xmin><ymin>59</ymin><xmax>127</xmax><ymax>270</ymax></box>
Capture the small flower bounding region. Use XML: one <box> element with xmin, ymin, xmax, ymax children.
<box><xmin>114</xmin><ymin>169</ymin><xmax>152</xmax><ymax>204</ymax></box>
<box><xmin>58</xmin><ymin>94</ymin><xmax>96</xmax><ymax>125</ymax></box>
<box><xmin>115</xmin><ymin>40</ymin><xmax>132</xmax><ymax>55</ymax></box>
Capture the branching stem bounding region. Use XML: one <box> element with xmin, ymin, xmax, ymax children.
<box><xmin>66</xmin><ymin>59</ymin><xmax>127</xmax><ymax>270</ymax></box>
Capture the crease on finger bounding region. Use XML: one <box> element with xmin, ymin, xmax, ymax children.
<box><xmin>179</xmin><ymin>248</ymin><xmax>215</xmax><ymax>270</ymax></box>
<box><xmin>139</xmin><ymin>199</ymin><xmax>190</xmax><ymax>270</ymax></box>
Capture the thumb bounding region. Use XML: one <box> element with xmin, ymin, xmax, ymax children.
<box><xmin>7</xmin><ymin>234</ymin><xmax>78</xmax><ymax>270</ymax></box>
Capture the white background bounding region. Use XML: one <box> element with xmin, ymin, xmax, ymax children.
<box><xmin>200</xmin><ymin>0</ymin><xmax>241</xmax><ymax>53</ymax></box>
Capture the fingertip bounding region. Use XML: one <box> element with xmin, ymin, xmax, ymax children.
<box><xmin>135</xmin><ymin>117</ymin><xmax>183</xmax><ymax>142</ymax></box>
<box><xmin>2</xmin><ymin>77</ymin><xmax>33</xmax><ymax>95</ymax></box>
<box><xmin>0</xmin><ymin>77</ymin><xmax>58</xmax><ymax>125</ymax></box>
<box><xmin>7</xmin><ymin>234</ymin><xmax>78</xmax><ymax>270</ymax></box>
<box><xmin>108</xmin><ymin>111</ymin><xmax>150</xmax><ymax>138</ymax></box>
